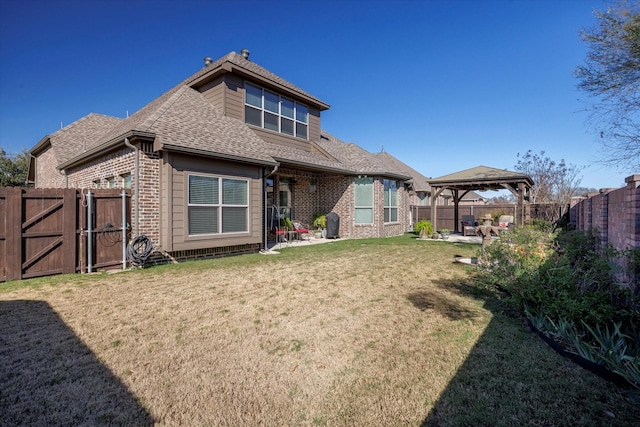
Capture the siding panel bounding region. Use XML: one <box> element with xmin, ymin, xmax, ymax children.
<box><xmin>169</xmin><ymin>154</ymin><xmax>263</xmax><ymax>252</ymax></box>
<box><xmin>225</xmin><ymin>74</ymin><xmax>244</xmax><ymax>120</ymax></box>
<box><xmin>200</xmin><ymin>76</ymin><xmax>225</xmax><ymax>111</ymax></box>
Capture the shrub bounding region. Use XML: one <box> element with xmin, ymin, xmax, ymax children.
<box><xmin>413</xmin><ymin>220</ymin><xmax>433</xmax><ymax>239</ymax></box>
<box><xmin>479</xmin><ymin>226</ymin><xmax>639</xmax><ymax>389</ymax></box>
<box><xmin>312</xmin><ymin>213</ymin><xmax>326</xmax><ymax>229</ymax></box>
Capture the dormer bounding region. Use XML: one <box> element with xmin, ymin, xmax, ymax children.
<box><xmin>187</xmin><ymin>50</ymin><xmax>330</xmax><ymax>151</ymax></box>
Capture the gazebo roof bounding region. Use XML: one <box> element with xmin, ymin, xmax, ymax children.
<box><xmin>427</xmin><ymin>165</ymin><xmax>534</xmax><ymax>229</ymax></box>
<box><xmin>428</xmin><ymin>165</ymin><xmax>534</xmax><ymax>191</ymax></box>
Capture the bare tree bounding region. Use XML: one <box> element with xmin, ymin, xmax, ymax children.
<box><xmin>515</xmin><ymin>150</ymin><xmax>583</xmax><ymax>222</ymax></box>
<box><xmin>576</xmin><ymin>0</ymin><xmax>640</xmax><ymax>171</ymax></box>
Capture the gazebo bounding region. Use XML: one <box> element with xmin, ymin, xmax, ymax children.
<box><xmin>427</xmin><ymin>165</ymin><xmax>534</xmax><ymax>232</ymax></box>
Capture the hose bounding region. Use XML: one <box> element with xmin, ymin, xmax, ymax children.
<box><xmin>127</xmin><ymin>235</ymin><xmax>153</xmax><ymax>268</ymax></box>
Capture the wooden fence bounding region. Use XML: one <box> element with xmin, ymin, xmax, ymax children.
<box><xmin>0</xmin><ymin>188</ymin><xmax>130</xmax><ymax>282</ymax></box>
<box><xmin>411</xmin><ymin>204</ymin><xmax>522</xmax><ymax>232</ymax></box>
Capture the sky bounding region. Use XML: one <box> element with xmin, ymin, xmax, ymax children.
<box><xmin>0</xmin><ymin>0</ymin><xmax>633</xmax><ymax>190</ymax></box>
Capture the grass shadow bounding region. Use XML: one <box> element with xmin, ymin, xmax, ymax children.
<box><xmin>406</xmin><ymin>289</ymin><xmax>480</xmax><ymax>321</ymax></box>
<box><xmin>419</xmin><ymin>278</ymin><xmax>640</xmax><ymax>426</ymax></box>
<box><xmin>0</xmin><ymin>300</ymin><xmax>154</xmax><ymax>426</ymax></box>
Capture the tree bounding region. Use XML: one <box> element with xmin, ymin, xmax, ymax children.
<box><xmin>515</xmin><ymin>150</ymin><xmax>583</xmax><ymax>222</ymax></box>
<box><xmin>0</xmin><ymin>147</ymin><xmax>30</xmax><ymax>187</ymax></box>
<box><xmin>576</xmin><ymin>0</ymin><xmax>640</xmax><ymax>171</ymax></box>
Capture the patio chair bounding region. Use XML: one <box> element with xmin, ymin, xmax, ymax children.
<box><xmin>292</xmin><ymin>221</ymin><xmax>310</xmax><ymax>242</ymax></box>
<box><xmin>497</xmin><ymin>215</ymin><xmax>514</xmax><ymax>232</ymax></box>
<box><xmin>273</xmin><ymin>227</ymin><xmax>288</xmax><ymax>247</ymax></box>
<box><xmin>461</xmin><ymin>215</ymin><xmax>477</xmax><ymax>236</ymax></box>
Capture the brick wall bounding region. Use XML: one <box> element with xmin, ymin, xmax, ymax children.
<box><xmin>35</xmin><ymin>146</ymin><xmax>67</xmax><ymax>188</ymax></box>
<box><xmin>65</xmin><ymin>143</ymin><xmax>161</xmax><ymax>247</ymax></box>
<box><xmin>570</xmin><ymin>174</ymin><xmax>640</xmax><ymax>251</ymax></box>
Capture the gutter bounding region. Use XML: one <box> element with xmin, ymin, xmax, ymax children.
<box><xmin>161</xmin><ymin>144</ymin><xmax>278</xmax><ymax>167</ymax></box>
<box><xmin>58</xmin><ymin>130</ymin><xmax>155</xmax><ymax>170</ymax></box>
<box><xmin>124</xmin><ymin>137</ymin><xmax>140</xmax><ymax>237</ymax></box>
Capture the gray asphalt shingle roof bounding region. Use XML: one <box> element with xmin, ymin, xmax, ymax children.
<box><xmin>47</xmin><ymin>113</ymin><xmax>123</xmax><ymax>164</ymax></box>
<box><xmin>36</xmin><ymin>51</ymin><xmax>421</xmax><ymax>182</ymax></box>
<box><xmin>430</xmin><ymin>165</ymin><xmax>533</xmax><ymax>184</ymax></box>
<box><xmin>183</xmin><ymin>51</ymin><xmax>329</xmax><ymax>109</ymax></box>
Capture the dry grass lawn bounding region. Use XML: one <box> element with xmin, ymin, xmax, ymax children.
<box><xmin>1</xmin><ymin>236</ymin><xmax>638</xmax><ymax>426</ymax></box>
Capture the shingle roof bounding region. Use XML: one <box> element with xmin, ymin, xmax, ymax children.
<box><xmin>145</xmin><ymin>86</ymin><xmax>275</xmax><ymax>164</ymax></box>
<box><xmin>183</xmin><ymin>51</ymin><xmax>329</xmax><ymax>109</ymax></box>
<box><xmin>37</xmin><ymin>51</ymin><xmax>424</xmax><ymax>184</ymax></box>
<box><xmin>315</xmin><ymin>132</ymin><xmax>410</xmax><ymax>179</ymax></box>
<box><xmin>47</xmin><ymin>113</ymin><xmax>122</xmax><ymax>164</ymax></box>
<box><xmin>375</xmin><ymin>152</ymin><xmax>431</xmax><ymax>191</ymax></box>
<box><xmin>430</xmin><ymin>165</ymin><xmax>533</xmax><ymax>184</ymax></box>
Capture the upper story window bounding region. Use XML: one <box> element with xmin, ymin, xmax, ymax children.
<box><xmin>245</xmin><ymin>82</ymin><xmax>308</xmax><ymax>140</ymax></box>
<box><xmin>383</xmin><ymin>179</ymin><xmax>398</xmax><ymax>223</ymax></box>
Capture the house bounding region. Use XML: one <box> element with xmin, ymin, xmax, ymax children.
<box><xmin>28</xmin><ymin>50</ymin><xmax>429</xmax><ymax>262</ymax></box>
<box><xmin>459</xmin><ymin>190</ymin><xmax>486</xmax><ymax>205</ymax></box>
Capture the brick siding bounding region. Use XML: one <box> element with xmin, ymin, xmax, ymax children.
<box><xmin>35</xmin><ymin>146</ymin><xmax>67</xmax><ymax>188</ymax></box>
<box><xmin>63</xmin><ymin>143</ymin><xmax>161</xmax><ymax>248</ymax></box>
<box><xmin>273</xmin><ymin>170</ymin><xmax>409</xmax><ymax>239</ymax></box>
<box><xmin>570</xmin><ymin>174</ymin><xmax>640</xmax><ymax>251</ymax></box>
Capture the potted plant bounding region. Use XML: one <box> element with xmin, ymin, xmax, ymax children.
<box><xmin>414</xmin><ymin>220</ymin><xmax>433</xmax><ymax>239</ymax></box>
<box><xmin>440</xmin><ymin>228</ymin><xmax>450</xmax><ymax>240</ymax></box>
<box><xmin>312</xmin><ymin>213</ymin><xmax>327</xmax><ymax>238</ymax></box>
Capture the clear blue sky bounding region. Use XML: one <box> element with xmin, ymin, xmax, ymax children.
<box><xmin>0</xmin><ymin>0</ymin><xmax>631</xmax><ymax>190</ymax></box>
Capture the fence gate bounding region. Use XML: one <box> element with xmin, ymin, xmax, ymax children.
<box><xmin>0</xmin><ymin>188</ymin><xmax>130</xmax><ymax>282</ymax></box>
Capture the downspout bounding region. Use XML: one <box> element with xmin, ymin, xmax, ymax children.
<box><xmin>124</xmin><ymin>137</ymin><xmax>140</xmax><ymax>237</ymax></box>
<box><xmin>263</xmin><ymin>163</ymin><xmax>280</xmax><ymax>251</ymax></box>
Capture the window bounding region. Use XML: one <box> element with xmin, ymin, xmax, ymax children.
<box><xmin>121</xmin><ymin>173</ymin><xmax>132</xmax><ymax>189</ymax></box>
<box><xmin>354</xmin><ymin>177</ymin><xmax>374</xmax><ymax>224</ymax></box>
<box><xmin>107</xmin><ymin>177</ymin><xmax>115</xmax><ymax>189</ymax></box>
<box><xmin>244</xmin><ymin>82</ymin><xmax>308</xmax><ymax>140</ymax></box>
<box><xmin>93</xmin><ymin>179</ymin><xmax>101</xmax><ymax>189</ymax></box>
<box><xmin>188</xmin><ymin>175</ymin><xmax>248</xmax><ymax>235</ymax></box>
<box><xmin>384</xmin><ymin>179</ymin><xmax>398</xmax><ymax>223</ymax></box>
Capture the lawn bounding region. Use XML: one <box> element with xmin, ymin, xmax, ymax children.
<box><xmin>1</xmin><ymin>235</ymin><xmax>638</xmax><ymax>426</ymax></box>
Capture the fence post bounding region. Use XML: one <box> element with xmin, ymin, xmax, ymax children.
<box><xmin>63</xmin><ymin>189</ymin><xmax>77</xmax><ymax>275</ymax></box>
<box><xmin>87</xmin><ymin>190</ymin><xmax>93</xmax><ymax>273</ymax></box>
<box><xmin>122</xmin><ymin>190</ymin><xmax>127</xmax><ymax>271</ymax></box>
<box><xmin>5</xmin><ymin>187</ymin><xmax>22</xmax><ymax>280</ymax></box>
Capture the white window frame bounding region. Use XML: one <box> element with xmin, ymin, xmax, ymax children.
<box><xmin>187</xmin><ymin>174</ymin><xmax>249</xmax><ymax>236</ymax></box>
<box><xmin>244</xmin><ymin>82</ymin><xmax>308</xmax><ymax>140</ymax></box>
<box><xmin>383</xmin><ymin>179</ymin><xmax>398</xmax><ymax>223</ymax></box>
<box><xmin>354</xmin><ymin>177</ymin><xmax>374</xmax><ymax>224</ymax></box>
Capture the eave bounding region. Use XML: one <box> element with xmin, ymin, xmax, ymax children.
<box><xmin>58</xmin><ymin>130</ymin><xmax>156</xmax><ymax>170</ymax></box>
<box><xmin>29</xmin><ymin>135</ymin><xmax>52</xmax><ymax>156</ymax></box>
<box><xmin>161</xmin><ymin>144</ymin><xmax>278</xmax><ymax>167</ymax></box>
<box><xmin>190</xmin><ymin>61</ymin><xmax>330</xmax><ymax>111</ymax></box>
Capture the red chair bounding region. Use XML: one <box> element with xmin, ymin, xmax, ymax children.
<box><xmin>292</xmin><ymin>221</ymin><xmax>309</xmax><ymax>242</ymax></box>
<box><xmin>274</xmin><ymin>227</ymin><xmax>287</xmax><ymax>247</ymax></box>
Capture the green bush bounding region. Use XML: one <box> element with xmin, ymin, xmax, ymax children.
<box><xmin>478</xmin><ymin>226</ymin><xmax>639</xmax><ymax>388</ymax></box>
<box><xmin>312</xmin><ymin>213</ymin><xmax>326</xmax><ymax>229</ymax></box>
<box><xmin>531</xmin><ymin>218</ymin><xmax>554</xmax><ymax>232</ymax></box>
<box><xmin>413</xmin><ymin>220</ymin><xmax>433</xmax><ymax>239</ymax></box>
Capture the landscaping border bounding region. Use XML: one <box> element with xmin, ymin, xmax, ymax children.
<box><xmin>527</xmin><ymin>320</ymin><xmax>631</xmax><ymax>389</ymax></box>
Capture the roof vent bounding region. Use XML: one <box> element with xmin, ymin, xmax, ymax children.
<box><xmin>240</xmin><ymin>48</ymin><xmax>250</xmax><ymax>60</ymax></box>
<box><xmin>204</xmin><ymin>56</ymin><xmax>213</xmax><ymax>67</ymax></box>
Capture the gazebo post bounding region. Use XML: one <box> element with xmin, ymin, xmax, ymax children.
<box><xmin>517</xmin><ymin>182</ymin><xmax>524</xmax><ymax>227</ymax></box>
<box><xmin>453</xmin><ymin>189</ymin><xmax>460</xmax><ymax>232</ymax></box>
<box><xmin>430</xmin><ymin>189</ymin><xmax>438</xmax><ymax>232</ymax></box>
